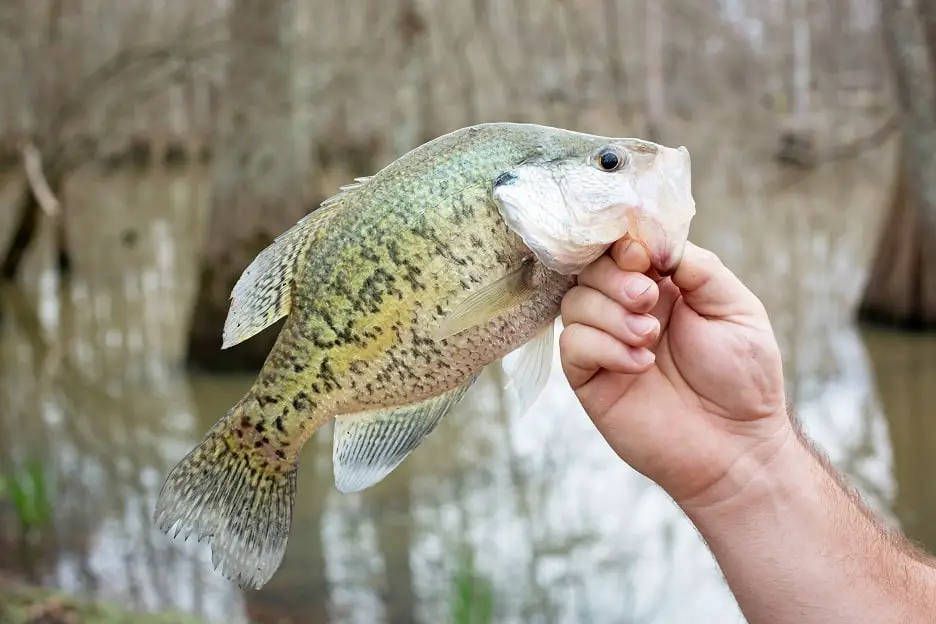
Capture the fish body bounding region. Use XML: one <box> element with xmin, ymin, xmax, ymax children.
<box><xmin>153</xmin><ymin>122</ymin><xmax>696</xmax><ymax>590</ymax></box>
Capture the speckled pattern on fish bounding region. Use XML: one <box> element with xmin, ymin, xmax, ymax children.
<box><xmin>152</xmin><ymin>122</ymin><xmax>695</xmax><ymax>592</ymax></box>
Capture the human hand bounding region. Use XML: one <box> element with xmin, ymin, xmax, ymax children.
<box><xmin>558</xmin><ymin>240</ymin><xmax>790</xmax><ymax>508</ymax></box>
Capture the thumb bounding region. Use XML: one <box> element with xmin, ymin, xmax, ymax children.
<box><xmin>670</xmin><ymin>242</ymin><xmax>766</xmax><ymax>321</ymax></box>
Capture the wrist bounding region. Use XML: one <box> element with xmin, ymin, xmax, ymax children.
<box><xmin>675</xmin><ymin>412</ymin><xmax>799</xmax><ymax>517</ymax></box>
<box><xmin>675</xmin><ymin>416</ymin><xmax>936</xmax><ymax>623</ymax></box>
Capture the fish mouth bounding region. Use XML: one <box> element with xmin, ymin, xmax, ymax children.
<box><xmin>629</xmin><ymin>143</ymin><xmax>694</xmax><ymax>277</ymax></box>
<box><xmin>651</xmin><ymin>243</ymin><xmax>684</xmax><ymax>277</ymax></box>
<box><xmin>624</xmin><ymin>208</ymin><xmax>687</xmax><ymax>277</ymax></box>
<box><xmin>624</xmin><ymin>235</ymin><xmax>685</xmax><ymax>277</ymax></box>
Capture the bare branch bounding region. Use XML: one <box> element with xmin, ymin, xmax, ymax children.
<box><xmin>768</xmin><ymin>115</ymin><xmax>900</xmax><ymax>192</ymax></box>
<box><xmin>824</xmin><ymin>115</ymin><xmax>900</xmax><ymax>162</ymax></box>
<box><xmin>20</xmin><ymin>141</ymin><xmax>60</xmax><ymax>217</ymax></box>
<box><xmin>48</xmin><ymin>37</ymin><xmax>230</xmax><ymax>142</ymax></box>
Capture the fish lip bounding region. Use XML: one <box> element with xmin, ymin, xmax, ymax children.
<box><xmin>651</xmin><ymin>241</ymin><xmax>685</xmax><ymax>277</ymax></box>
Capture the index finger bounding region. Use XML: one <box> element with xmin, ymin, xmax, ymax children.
<box><xmin>610</xmin><ymin>238</ymin><xmax>651</xmax><ymax>274</ymax></box>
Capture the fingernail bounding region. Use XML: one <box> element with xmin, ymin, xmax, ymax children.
<box><xmin>633</xmin><ymin>348</ymin><xmax>655</xmax><ymax>366</ymax></box>
<box><xmin>626</xmin><ymin>314</ymin><xmax>657</xmax><ymax>336</ymax></box>
<box><xmin>624</xmin><ymin>276</ymin><xmax>652</xmax><ymax>300</ymax></box>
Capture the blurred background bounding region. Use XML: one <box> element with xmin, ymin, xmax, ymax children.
<box><xmin>0</xmin><ymin>0</ymin><xmax>934</xmax><ymax>622</ymax></box>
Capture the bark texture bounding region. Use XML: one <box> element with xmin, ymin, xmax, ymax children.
<box><xmin>858</xmin><ymin>0</ymin><xmax>936</xmax><ymax>329</ymax></box>
<box><xmin>186</xmin><ymin>0</ymin><xmax>313</xmax><ymax>371</ymax></box>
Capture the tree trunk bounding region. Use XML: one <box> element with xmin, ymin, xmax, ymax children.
<box><xmin>858</xmin><ymin>152</ymin><xmax>936</xmax><ymax>329</ymax></box>
<box><xmin>186</xmin><ymin>0</ymin><xmax>312</xmax><ymax>372</ymax></box>
<box><xmin>1</xmin><ymin>183</ymin><xmax>41</xmax><ymax>283</ymax></box>
<box><xmin>643</xmin><ymin>0</ymin><xmax>666</xmax><ymax>141</ymax></box>
<box><xmin>857</xmin><ymin>0</ymin><xmax>936</xmax><ymax>330</ymax></box>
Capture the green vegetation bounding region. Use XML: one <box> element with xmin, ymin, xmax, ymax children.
<box><xmin>0</xmin><ymin>460</ymin><xmax>53</xmax><ymax>532</ymax></box>
<box><xmin>0</xmin><ymin>582</ymin><xmax>211</xmax><ymax>624</ymax></box>
<box><xmin>449</xmin><ymin>547</ymin><xmax>494</xmax><ymax>624</ymax></box>
<box><xmin>0</xmin><ymin>462</ymin><xmax>210</xmax><ymax>623</ymax></box>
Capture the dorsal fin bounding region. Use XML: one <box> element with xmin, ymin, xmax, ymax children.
<box><xmin>323</xmin><ymin>176</ymin><xmax>372</xmax><ymax>207</ymax></box>
<box><xmin>220</xmin><ymin>176</ymin><xmax>372</xmax><ymax>349</ymax></box>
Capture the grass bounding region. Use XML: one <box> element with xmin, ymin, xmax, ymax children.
<box><xmin>449</xmin><ymin>547</ymin><xmax>494</xmax><ymax>624</ymax></box>
<box><xmin>0</xmin><ymin>461</ymin><xmax>208</xmax><ymax>623</ymax></box>
<box><xmin>0</xmin><ymin>460</ymin><xmax>53</xmax><ymax>532</ymax></box>
<box><xmin>0</xmin><ymin>581</ymin><xmax>212</xmax><ymax>624</ymax></box>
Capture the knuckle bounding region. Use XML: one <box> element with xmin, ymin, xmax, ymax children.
<box><xmin>559</xmin><ymin>322</ymin><xmax>578</xmax><ymax>344</ymax></box>
<box><xmin>691</xmin><ymin>246</ymin><xmax>724</xmax><ymax>271</ymax></box>
<box><xmin>559</xmin><ymin>323</ymin><xmax>588</xmax><ymax>349</ymax></box>
<box><xmin>749</xmin><ymin>292</ymin><xmax>770</xmax><ymax>318</ymax></box>
<box><xmin>560</xmin><ymin>286</ymin><xmax>585</xmax><ymax>320</ymax></box>
<box><xmin>598</xmin><ymin>255</ymin><xmax>624</xmax><ymax>281</ymax></box>
<box><xmin>612</xmin><ymin>273</ymin><xmax>637</xmax><ymax>302</ymax></box>
<box><xmin>558</xmin><ymin>323</ymin><xmax>585</xmax><ymax>353</ymax></box>
<box><xmin>580</xmin><ymin>255</ymin><xmax>613</xmax><ymax>282</ymax></box>
<box><xmin>596</xmin><ymin>253</ymin><xmax>618</xmax><ymax>272</ymax></box>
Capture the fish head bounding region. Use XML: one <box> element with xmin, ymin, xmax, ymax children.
<box><xmin>492</xmin><ymin>136</ymin><xmax>696</xmax><ymax>276</ymax></box>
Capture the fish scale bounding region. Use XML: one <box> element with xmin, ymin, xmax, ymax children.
<box><xmin>247</xmin><ymin>133</ymin><xmax>543</xmax><ymax>427</ymax></box>
<box><xmin>152</xmin><ymin>122</ymin><xmax>696</xmax><ymax>591</ymax></box>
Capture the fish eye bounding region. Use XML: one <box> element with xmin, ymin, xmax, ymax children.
<box><xmin>595</xmin><ymin>146</ymin><xmax>626</xmax><ymax>172</ymax></box>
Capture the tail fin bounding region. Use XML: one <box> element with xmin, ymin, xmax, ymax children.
<box><xmin>153</xmin><ymin>405</ymin><xmax>298</xmax><ymax>589</ymax></box>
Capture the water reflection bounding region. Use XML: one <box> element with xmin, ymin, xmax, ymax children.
<box><xmin>0</xmin><ymin>285</ymin><xmax>248</xmax><ymax>624</ymax></box>
<box><xmin>0</xmin><ymin>138</ymin><xmax>932</xmax><ymax>623</ymax></box>
<box><xmin>863</xmin><ymin>329</ymin><xmax>936</xmax><ymax>549</ymax></box>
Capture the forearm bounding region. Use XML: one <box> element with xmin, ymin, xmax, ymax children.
<box><xmin>681</xmin><ymin>425</ymin><xmax>936</xmax><ymax>624</ymax></box>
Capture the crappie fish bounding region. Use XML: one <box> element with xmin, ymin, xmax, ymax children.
<box><xmin>153</xmin><ymin>122</ymin><xmax>696</xmax><ymax>589</ymax></box>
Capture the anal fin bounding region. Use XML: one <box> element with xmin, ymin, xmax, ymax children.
<box><xmin>332</xmin><ymin>377</ymin><xmax>477</xmax><ymax>493</ymax></box>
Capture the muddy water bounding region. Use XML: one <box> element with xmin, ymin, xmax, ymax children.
<box><xmin>1</xmin><ymin>138</ymin><xmax>935</xmax><ymax>624</ymax></box>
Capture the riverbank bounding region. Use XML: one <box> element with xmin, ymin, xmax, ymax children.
<box><xmin>0</xmin><ymin>579</ymin><xmax>210</xmax><ymax>624</ymax></box>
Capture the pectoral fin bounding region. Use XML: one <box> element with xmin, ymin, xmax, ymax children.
<box><xmin>221</xmin><ymin>177</ymin><xmax>370</xmax><ymax>349</ymax></box>
<box><xmin>433</xmin><ymin>261</ymin><xmax>537</xmax><ymax>341</ymax></box>
<box><xmin>501</xmin><ymin>320</ymin><xmax>555</xmax><ymax>417</ymax></box>
<box><xmin>332</xmin><ymin>377</ymin><xmax>477</xmax><ymax>493</ymax></box>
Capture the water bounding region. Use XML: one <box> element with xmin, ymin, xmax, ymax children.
<box><xmin>1</xmin><ymin>138</ymin><xmax>935</xmax><ymax>624</ymax></box>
